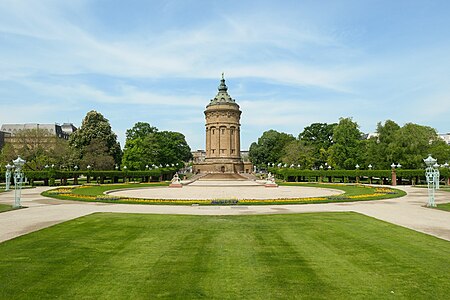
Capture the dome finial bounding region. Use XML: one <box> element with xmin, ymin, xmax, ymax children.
<box><xmin>218</xmin><ymin>73</ymin><xmax>228</xmax><ymax>92</ymax></box>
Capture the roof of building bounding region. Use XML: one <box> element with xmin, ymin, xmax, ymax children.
<box><xmin>0</xmin><ymin>123</ymin><xmax>76</xmax><ymax>138</ymax></box>
<box><xmin>207</xmin><ymin>74</ymin><xmax>239</xmax><ymax>107</ymax></box>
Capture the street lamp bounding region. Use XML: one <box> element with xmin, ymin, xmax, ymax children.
<box><xmin>74</xmin><ymin>165</ymin><xmax>79</xmax><ymax>171</ymax></box>
<box><xmin>13</xmin><ymin>156</ymin><xmax>26</xmax><ymax>208</ymax></box>
<box><xmin>423</xmin><ymin>154</ymin><xmax>439</xmax><ymax>207</ymax></box>
<box><xmin>5</xmin><ymin>163</ymin><xmax>13</xmax><ymax>191</ymax></box>
<box><xmin>368</xmin><ymin>164</ymin><xmax>373</xmax><ymax>170</ymax></box>
<box><xmin>355</xmin><ymin>164</ymin><xmax>360</xmax><ymax>169</ymax></box>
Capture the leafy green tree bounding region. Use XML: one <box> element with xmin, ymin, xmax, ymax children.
<box><xmin>69</xmin><ymin>110</ymin><xmax>122</xmax><ymax>166</ymax></box>
<box><xmin>364</xmin><ymin>120</ymin><xmax>401</xmax><ymax>169</ymax></box>
<box><xmin>122</xmin><ymin>122</ymin><xmax>192</xmax><ymax>170</ymax></box>
<box><xmin>0</xmin><ymin>128</ymin><xmax>74</xmax><ymax>170</ymax></box>
<box><xmin>388</xmin><ymin>123</ymin><xmax>443</xmax><ymax>169</ymax></box>
<box><xmin>282</xmin><ymin>140</ymin><xmax>315</xmax><ymax>169</ymax></box>
<box><xmin>328</xmin><ymin>117</ymin><xmax>363</xmax><ymax>169</ymax></box>
<box><xmin>80</xmin><ymin>138</ymin><xmax>115</xmax><ymax>170</ymax></box>
<box><xmin>249</xmin><ymin>130</ymin><xmax>295</xmax><ymax>167</ymax></box>
<box><xmin>299</xmin><ymin>123</ymin><xmax>336</xmax><ymax>167</ymax></box>
<box><xmin>0</xmin><ymin>143</ymin><xmax>17</xmax><ymax>170</ymax></box>
<box><xmin>155</xmin><ymin>131</ymin><xmax>192</xmax><ymax>165</ymax></box>
<box><xmin>126</xmin><ymin>122</ymin><xmax>157</xmax><ymax>140</ymax></box>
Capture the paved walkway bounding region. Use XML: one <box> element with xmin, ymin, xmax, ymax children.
<box><xmin>0</xmin><ymin>185</ymin><xmax>449</xmax><ymax>243</ymax></box>
<box><xmin>110</xmin><ymin>185</ymin><xmax>343</xmax><ymax>199</ymax></box>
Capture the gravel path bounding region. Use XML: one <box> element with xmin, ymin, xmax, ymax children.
<box><xmin>0</xmin><ymin>185</ymin><xmax>449</xmax><ymax>243</ymax></box>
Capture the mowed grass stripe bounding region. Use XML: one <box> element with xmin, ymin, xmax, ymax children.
<box><xmin>0</xmin><ymin>212</ymin><xmax>448</xmax><ymax>299</ymax></box>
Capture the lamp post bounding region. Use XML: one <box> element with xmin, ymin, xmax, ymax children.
<box><xmin>423</xmin><ymin>155</ymin><xmax>439</xmax><ymax>207</ymax></box>
<box><xmin>355</xmin><ymin>164</ymin><xmax>360</xmax><ymax>183</ymax></box>
<box><xmin>13</xmin><ymin>156</ymin><xmax>26</xmax><ymax>208</ymax></box>
<box><xmin>5</xmin><ymin>163</ymin><xmax>13</xmax><ymax>191</ymax></box>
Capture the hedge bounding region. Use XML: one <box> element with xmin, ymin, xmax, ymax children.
<box><xmin>0</xmin><ymin>168</ymin><xmax>179</xmax><ymax>186</ymax></box>
<box><xmin>270</xmin><ymin>168</ymin><xmax>449</xmax><ymax>184</ymax></box>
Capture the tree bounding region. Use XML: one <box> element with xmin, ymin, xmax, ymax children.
<box><xmin>364</xmin><ymin>120</ymin><xmax>401</xmax><ymax>169</ymax></box>
<box><xmin>69</xmin><ymin>110</ymin><xmax>122</xmax><ymax>166</ymax></box>
<box><xmin>281</xmin><ymin>140</ymin><xmax>315</xmax><ymax>169</ymax></box>
<box><xmin>121</xmin><ymin>122</ymin><xmax>192</xmax><ymax>170</ymax></box>
<box><xmin>299</xmin><ymin>123</ymin><xmax>336</xmax><ymax>167</ymax></box>
<box><xmin>249</xmin><ymin>130</ymin><xmax>295</xmax><ymax>167</ymax></box>
<box><xmin>0</xmin><ymin>143</ymin><xmax>17</xmax><ymax>170</ymax></box>
<box><xmin>0</xmin><ymin>128</ymin><xmax>74</xmax><ymax>170</ymax></box>
<box><xmin>80</xmin><ymin>138</ymin><xmax>115</xmax><ymax>170</ymax></box>
<box><xmin>125</xmin><ymin>122</ymin><xmax>157</xmax><ymax>140</ymax></box>
<box><xmin>328</xmin><ymin>117</ymin><xmax>363</xmax><ymax>169</ymax></box>
<box><xmin>388</xmin><ymin>123</ymin><xmax>443</xmax><ymax>169</ymax></box>
<box><xmin>155</xmin><ymin>131</ymin><xmax>192</xmax><ymax>165</ymax></box>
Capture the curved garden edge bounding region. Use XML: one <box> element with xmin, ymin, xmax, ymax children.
<box><xmin>41</xmin><ymin>183</ymin><xmax>407</xmax><ymax>206</ymax></box>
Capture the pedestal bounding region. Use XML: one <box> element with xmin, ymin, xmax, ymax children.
<box><xmin>169</xmin><ymin>183</ymin><xmax>183</xmax><ymax>188</ymax></box>
<box><xmin>265</xmin><ymin>183</ymin><xmax>278</xmax><ymax>188</ymax></box>
<box><xmin>391</xmin><ymin>170</ymin><xmax>397</xmax><ymax>186</ymax></box>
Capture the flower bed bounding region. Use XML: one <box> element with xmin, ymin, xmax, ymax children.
<box><xmin>42</xmin><ymin>183</ymin><xmax>405</xmax><ymax>205</ymax></box>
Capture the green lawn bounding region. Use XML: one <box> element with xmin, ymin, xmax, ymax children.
<box><xmin>437</xmin><ymin>203</ymin><xmax>450</xmax><ymax>212</ymax></box>
<box><xmin>0</xmin><ymin>212</ymin><xmax>448</xmax><ymax>299</ymax></box>
<box><xmin>72</xmin><ymin>182</ymin><xmax>168</xmax><ymax>196</ymax></box>
<box><xmin>0</xmin><ymin>203</ymin><xmax>12</xmax><ymax>213</ymax></box>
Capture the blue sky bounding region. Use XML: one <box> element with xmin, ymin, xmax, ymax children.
<box><xmin>0</xmin><ymin>0</ymin><xmax>449</xmax><ymax>150</ymax></box>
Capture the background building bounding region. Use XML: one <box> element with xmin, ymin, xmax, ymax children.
<box><xmin>439</xmin><ymin>133</ymin><xmax>450</xmax><ymax>145</ymax></box>
<box><xmin>0</xmin><ymin>123</ymin><xmax>77</xmax><ymax>150</ymax></box>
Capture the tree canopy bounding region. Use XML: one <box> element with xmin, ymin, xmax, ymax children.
<box><xmin>122</xmin><ymin>122</ymin><xmax>192</xmax><ymax>170</ymax></box>
<box><xmin>248</xmin><ymin>130</ymin><xmax>296</xmax><ymax>167</ymax></box>
<box><xmin>249</xmin><ymin>118</ymin><xmax>450</xmax><ymax>170</ymax></box>
<box><xmin>69</xmin><ymin>110</ymin><xmax>121</xmax><ymax>169</ymax></box>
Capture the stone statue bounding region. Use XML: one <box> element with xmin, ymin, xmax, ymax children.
<box><xmin>171</xmin><ymin>173</ymin><xmax>181</xmax><ymax>184</ymax></box>
<box><xmin>265</xmin><ymin>172</ymin><xmax>278</xmax><ymax>188</ymax></box>
<box><xmin>170</xmin><ymin>172</ymin><xmax>182</xmax><ymax>188</ymax></box>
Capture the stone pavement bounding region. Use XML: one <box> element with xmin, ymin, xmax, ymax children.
<box><xmin>0</xmin><ymin>185</ymin><xmax>449</xmax><ymax>243</ymax></box>
<box><xmin>109</xmin><ymin>185</ymin><xmax>343</xmax><ymax>199</ymax></box>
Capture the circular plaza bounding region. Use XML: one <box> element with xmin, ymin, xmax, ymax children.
<box><xmin>108</xmin><ymin>182</ymin><xmax>344</xmax><ymax>200</ymax></box>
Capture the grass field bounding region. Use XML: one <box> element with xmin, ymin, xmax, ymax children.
<box><xmin>437</xmin><ymin>203</ymin><xmax>450</xmax><ymax>211</ymax></box>
<box><xmin>0</xmin><ymin>203</ymin><xmax>12</xmax><ymax>213</ymax></box>
<box><xmin>42</xmin><ymin>182</ymin><xmax>406</xmax><ymax>205</ymax></box>
<box><xmin>0</xmin><ymin>212</ymin><xmax>448</xmax><ymax>299</ymax></box>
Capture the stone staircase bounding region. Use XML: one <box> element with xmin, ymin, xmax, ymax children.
<box><xmin>198</xmin><ymin>173</ymin><xmax>248</xmax><ymax>181</ymax></box>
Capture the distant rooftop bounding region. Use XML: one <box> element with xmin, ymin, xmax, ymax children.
<box><xmin>0</xmin><ymin>123</ymin><xmax>77</xmax><ymax>140</ymax></box>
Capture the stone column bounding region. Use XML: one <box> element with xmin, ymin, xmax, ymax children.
<box><xmin>236</xmin><ymin>128</ymin><xmax>241</xmax><ymax>157</ymax></box>
<box><xmin>206</xmin><ymin>127</ymin><xmax>210</xmax><ymax>157</ymax></box>
<box><xmin>216</xmin><ymin>126</ymin><xmax>220</xmax><ymax>157</ymax></box>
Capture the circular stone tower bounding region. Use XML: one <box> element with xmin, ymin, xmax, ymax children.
<box><xmin>194</xmin><ymin>74</ymin><xmax>244</xmax><ymax>173</ymax></box>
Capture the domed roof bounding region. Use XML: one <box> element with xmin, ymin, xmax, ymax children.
<box><xmin>207</xmin><ymin>73</ymin><xmax>238</xmax><ymax>107</ymax></box>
